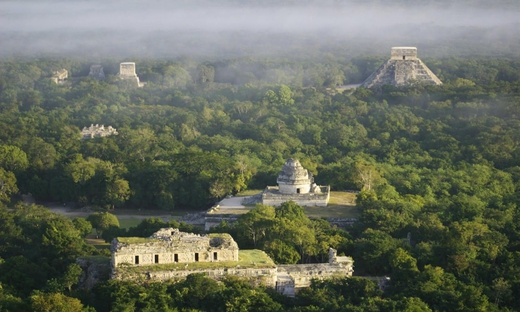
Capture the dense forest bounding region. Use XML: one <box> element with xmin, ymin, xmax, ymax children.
<box><xmin>1</xmin><ymin>53</ymin><xmax>520</xmax><ymax>310</ymax></box>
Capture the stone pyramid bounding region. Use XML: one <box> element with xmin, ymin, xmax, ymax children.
<box><xmin>362</xmin><ymin>47</ymin><xmax>442</xmax><ymax>88</ymax></box>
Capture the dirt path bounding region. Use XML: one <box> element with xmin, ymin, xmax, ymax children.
<box><xmin>45</xmin><ymin>205</ymin><xmax>172</xmax><ymax>221</ymax></box>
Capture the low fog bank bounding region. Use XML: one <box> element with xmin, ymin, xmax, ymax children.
<box><xmin>1</xmin><ymin>0</ymin><xmax>519</xmax><ymax>59</ymax></box>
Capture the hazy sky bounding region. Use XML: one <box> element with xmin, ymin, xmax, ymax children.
<box><xmin>1</xmin><ymin>0</ymin><xmax>519</xmax><ymax>59</ymax></box>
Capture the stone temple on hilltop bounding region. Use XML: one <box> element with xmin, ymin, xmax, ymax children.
<box><xmin>362</xmin><ymin>47</ymin><xmax>442</xmax><ymax>88</ymax></box>
<box><xmin>111</xmin><ymin>228</ymin><xmax>353</xmax><ymax>296</ymax></box>
<box><xmin>118</xmin><ymin>62</ymin><xmax>143</xmax><ymax>87</ymax></box>
<box><xmin>260</xmin><ymin>158</ymin><xmax>330</xmax><ymax>207</ymax></box>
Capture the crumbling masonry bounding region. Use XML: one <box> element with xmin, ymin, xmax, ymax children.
<box><xmin>111</xmin><ymin>228</ymin><xmax>354</xmax><ymax>296</ymax></box>
<box><xmin>118</xmin><ymin>62</ymin><xmax>143</xmax><ymax>87</ymax></box>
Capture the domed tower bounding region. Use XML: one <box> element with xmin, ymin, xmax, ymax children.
<box><xmin>277</xmin><ymin>159</ymin><xmax>314</xmax><ymax>194</ymax></box>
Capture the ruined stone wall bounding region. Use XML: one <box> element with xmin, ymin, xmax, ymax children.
<box><xmin>77</xmin><ymin>257</ymin><xmax>111</xmax><ymax>289</ymax></box>
<box><xmin>81</xmin><ymin>124</ymin><xmax>118</xmax><ymax>140</ymax></box>
<box><xmin>118</xmin><ymin>62</ymin><xmax>143</xmax><ymax>87</ymax></box>
<box><xmin>277</xmin><ymin>263</ymin><xmax>353</xmax><ymax>289</ymax></box>
<box><xmin>112</xmin><ymin>230</ymin><xmax>239</xmax><ymax>267</ymax></box>
<box><xmin>262</xmin><ymin>188</ymin><xmax>330</xmax><ymax>207</ymax></box>
<box><xmin>119</xmin><ymin>62</ymin><xmax>137</xmax><ymax>77</ymax></box>
<box><xmin>113</xmin><ymin>248</ymin><xmax>237</xmax><ymax>267</ymax></box>
<box><xmin>112</xmin><ymin>266</ymin><xmax>278</xmax><ymax>288</ymax></box>
<box><xmin>52</xmin><ymin>69</ymin><xmax>68</xmax><ymax>84</ymax></box>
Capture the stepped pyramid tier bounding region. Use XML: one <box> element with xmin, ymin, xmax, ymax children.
<box><xmin>362</xmin><ymin>47</ymin><xmax>442</xmax><ymax>88</ymax></box>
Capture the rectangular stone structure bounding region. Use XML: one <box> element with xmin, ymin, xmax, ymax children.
<box><xmin>119</xmin><ymin>62</ymin><xmax>137</xmax><ymax>78</ymax></box>
<box><xmin>390</xmin><ymin>47</ymin><xmax>418</xmax><ymax>60</ymax></box>
<box><xmin>111</xmin><ymin>228</ymin><xmax>239</xmax><ymax>268</ymax></box>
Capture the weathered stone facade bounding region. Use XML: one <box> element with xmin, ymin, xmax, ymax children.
<box><xmin>111</xmin><ymin>228</ymin><xmax>238</xmax><ymax>268</ymax></box>
<box><xmin>277</xmin><ymin>262</ymin><xmax>353</xmax><ymax>296</ymax></box>
<box><xmin>390</xmin><ymin>47</ymin><xmax>419</xmax><ymax>60</ymax></box>
<box><xmin>111</xmin><ymin>228</ymin><xmax>354</xmax><ymax>295</ymax></box>
<box><xmin>80</xmin><ymin>124</ymin><xmax>118</xmax><ymax>140</ymax></box>
<box><xmin>275</xmin><ymin>248</ymin><xmax>353</xmax><ymax>296</ymax></box>
<box><xmin>362</xmin><ymin>47</ymin><xmax>442</xmax><ymax>88</ymax></box>
<box><xmin>262</xmin><ymin>159</ymin><xmax>330</xmax><ymax>206</ymax></box>
<box><xmin>115</xmin><ymin>266</ymin><xmax>279</xmax><ymax>288</ymax></box>
<box><xmin>118</xmin><ymin>62</ymin><xmax>143</xmax><ymax>87</ymax></box>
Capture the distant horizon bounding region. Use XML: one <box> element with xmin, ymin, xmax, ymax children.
<box><xmin>1</xmin><ymin>0</ymin><xmax>519</xmax><ymax>59</ymax></box>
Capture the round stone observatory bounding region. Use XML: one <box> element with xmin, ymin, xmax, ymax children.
<box><xmin>277</xmin><ymin>159</ymin><xmax>314</xmax><ymax>194</ymax></box>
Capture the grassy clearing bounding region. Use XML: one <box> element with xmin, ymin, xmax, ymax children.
<box><xmin>236</xmin><ymin>189</ymin><xmax>263</xmax><ymax>196</ymax></box>
<box><xmin>119</xmin><ymin>250</ymin><xmax>274</xmax><ymax>273</ymax></box>
<box><xmin>238</xmin><ymin>250</ymin><xmax>274</xmax><ymax>266</ymax></box>
<box><xmin>304</xmin><ymin>191</ymin><xmax>359</xmax><ymax>218</ymax></box>
<box><xmin>328</xmin><ymin>191</ymin><xmax>357</xmax><ymax>206</ymax></box>
<box><xmin>211</xmin><ymin>191</ymin><xmax>359</xmax><ymax>219</ymax></box>
<box><xmin>85</xmin><ymin>231</ymin><xmax>111</xmax><ymax>249</ymax></box>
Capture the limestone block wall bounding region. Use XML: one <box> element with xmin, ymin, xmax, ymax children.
<box><xmin>52</xmin><ymin>69</ymin><xmax>68</xmax><ymax>84</ymax></box>
<box><xmin>118</xmin><ymin>62</ymin><xmax>143</xmax><ymax>87</ymax></box>
<box><xmin>278</xmin><ymin>182</ymin><xmax>311</xmax><ymax>195</ymax></box>
<box><xmin>113</xmin><ymin>244</ymin><xmax>238</xmax><ymax>267</ymax></box>
<box><xmin>275</xmin><ymin>272</ymin><xmax>296</xmax><ymax>297</ymax></box>
<box><xmin>119</xmin><ymin>62</ymin><xmax>137</xmax><ymax>77</ymax></box>
<box><xmin>417</xmin><ymin>60</ymin><xmax>443</xmax><ymax>85</ymax></box>
<box><xmin>262</xmin><ymin>190</ymin><xmax>330</xmax><ymax>207</ymax></box>
<box><xmin>394</xmin><ymin>61</ymin><xmax>417</xmax><ymax>85</ymax></box>
<box><xmin>262</xmin><ymin>197</ymin><xmax>329</xmax><ymax>207</ymax></box>
<box><xmin>277</xmin><ymin>263</ymin><xmax>353</xmax><ymax>289</ymax></box>
<box><xmin>391</xmin><ymin>47</ymin><xmax>418</xmax><ymax>60</ymax></box>
<box><xmin>112</xmin><ymin>267</ymin><xmax>278</xmax><ymax>288</ymax></box>
<box><xmin>112</xmin><ymin>230</ymin><xmax>239</xmax><ymax>267</ymax></box>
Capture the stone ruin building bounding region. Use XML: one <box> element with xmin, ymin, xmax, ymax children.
<box><xmin>80</xmin><ymin>124</ymin><xmax>118</xmax><ymax>140</ymax></box>
<box><xmin>118</xmin><ymin>62</ymin><xmax>143</xmax><ymax>87</ymax></box>
<box><xmin>205</xmin><ymin>158</ymin><xmax>331</xmax><ymax>230</ymax></box>
<box><xmin>111</xmin><ymin>228</ymin><xmax>354</xmax><ymax>296</ymax></box>
<box><xmin>362</xmin><ymin>47</ymin><xmax>442</xmax><ymax>88</ymax></box>
<box><xmin>51</xmin><ymin>69</ymin><xmax>68</xmax><ymax>84</ymax></box>
<box><xmin>260</xmin><ymin>158</ymin><xmax>330</xmax><ymax>207</ymax></box>
<box><xmin>88</xmin><ymin>65</ymin><xmax>106</xmax><ymax>80</ymax></box>
<box><xmin>277</xmin><ymin>248</ymin><xmax>354</xmax><ymax>296</ymax></box>
<box><xmin>112</xmin><ymin>228</ymin><xmax>239</xmax><ymax>268</ymax></box>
